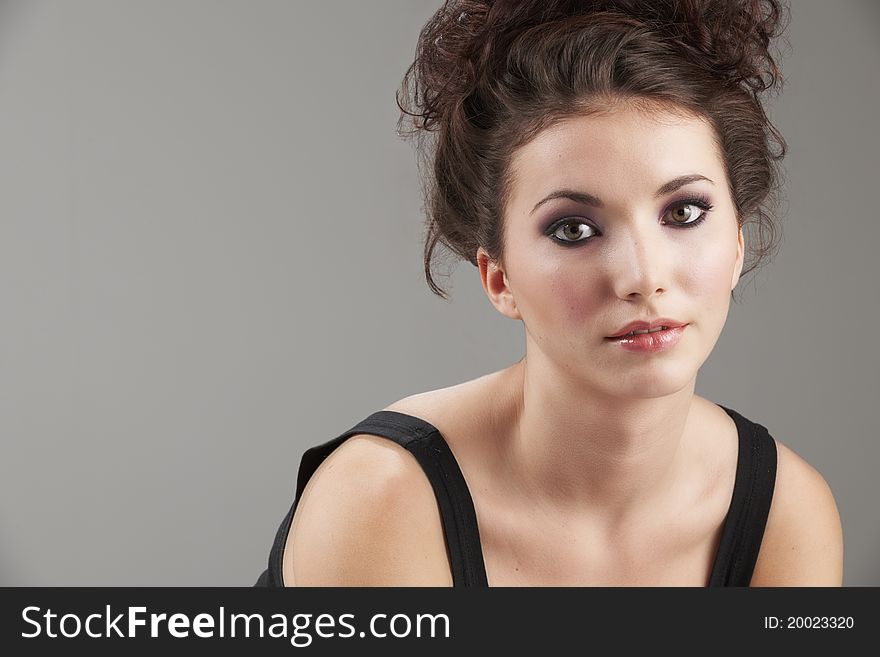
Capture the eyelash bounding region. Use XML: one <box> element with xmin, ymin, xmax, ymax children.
<box><xmin>545</xmin><ymin>195</ymin><xmax>715</xmax><ymax>247</ymax></box>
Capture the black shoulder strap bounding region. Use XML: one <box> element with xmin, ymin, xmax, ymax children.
<box><xmin>256</xmin><ymin>410</ymin><xmax>488</xmax><ymax>587</ymax></box>
<box><xmin>709</xmin><ymin>405</ymin><xmax>778</xmax><ymax>586</ymax></box>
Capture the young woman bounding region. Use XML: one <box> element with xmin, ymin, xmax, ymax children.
<box><xmin>256</xmin><ymin>0</ymin><xmax>843</xmax><ymax>587</ymax></box>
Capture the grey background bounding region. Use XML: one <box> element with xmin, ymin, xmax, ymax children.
<box><xmin>0</xmin><ymin>0</ymin><xmax>876</xmax><ymax>586</ymax></box>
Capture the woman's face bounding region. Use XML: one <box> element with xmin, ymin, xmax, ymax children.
<box><xmin>478</xmin><ymin>105</ymin><xmax>744</xmax><ymax>398</ymax></box>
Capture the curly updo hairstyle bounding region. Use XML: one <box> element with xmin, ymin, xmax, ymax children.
<box><xmin>396</xmin><ymin>0</ymin><xmax>790</xmax><ymax>302</ymax></box>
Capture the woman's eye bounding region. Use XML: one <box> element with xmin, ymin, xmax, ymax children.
<box><xmin>551</xmin><ymin>220</ymin><xmax>596</xmax><ymax>243</ymax></box>
<box><xmin>665</xmin><ymin>202</ymin><xmax>707</xmax><ymax>226</ymax></box>
<box><xmin>549</xmin><ymin>199</ymin><xmax>713</xmax><ymax>245</ymax></box>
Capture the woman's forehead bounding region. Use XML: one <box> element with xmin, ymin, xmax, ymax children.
<box><xmin>507</xmin><ymin>108</ymin><xmax>724</xmax><ymax>209</ymax></box>
<box><xmin>514</xmin><ymin>107</ymin><xmax>718</xmax><ymax>170</ymax></box>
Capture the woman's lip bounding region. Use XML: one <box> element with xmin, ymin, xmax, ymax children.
<box><xmin>606</xmin><ymin>320</ymin><xmax>687</xmax><ymax>339</ymax></box>
<box><xmin>605</xmin><ymin>322</ymin><xmax>689</xmax><ymax>339</ymax></box>
<box><xmin>604</xmin><ymin>324</ymin><xmax>688</xmax><ymax>352</ymax></box>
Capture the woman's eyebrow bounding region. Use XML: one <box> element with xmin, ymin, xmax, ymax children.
<box><xmin>529</xmin><ymin>174</ymin><xmax>715</xmax><ymax>215</ymax></box>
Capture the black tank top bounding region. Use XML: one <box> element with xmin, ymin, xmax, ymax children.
<box><xmin>254</xmin><ymin>403</ymin><xmax>777</xmax><ymax>587</ymax></box>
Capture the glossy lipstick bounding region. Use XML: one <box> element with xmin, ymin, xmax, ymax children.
<box><xmin>604</xmin><ymin>324</ymin><xmax>687</xmax><ymax>352</ymax></box>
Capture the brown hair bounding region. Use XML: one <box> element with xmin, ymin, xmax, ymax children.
<box><xmin>396</xmin><ymin>0</ymin><xmax>790</xmax><ymax>302</ymax></box>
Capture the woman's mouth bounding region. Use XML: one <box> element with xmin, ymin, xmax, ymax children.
<box><xmin>604</xmin><ymin>324</ymin><xmax>688</xmax><ymax>352</ymax></box>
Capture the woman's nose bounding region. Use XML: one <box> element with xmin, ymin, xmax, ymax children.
<box><xmin>610</xmin><ymin>229</ymin><xmax>672</xmax><ymax>300</ymax></box>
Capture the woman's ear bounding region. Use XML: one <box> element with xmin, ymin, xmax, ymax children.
<box><xmin>476</xmin><ymin>247</ymin><xmax>521</xmax><ymax>320</ymax></box>
<box><xmin>731</xmin><ymin>225</ymin><xmax>745</xmax><ymax>291</ymax></box>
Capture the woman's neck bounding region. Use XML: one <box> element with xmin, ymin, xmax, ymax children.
<box><xmin>490</xmin><ymin>355</ymin><xmax>700</xmax><ymax>529</ymax></box>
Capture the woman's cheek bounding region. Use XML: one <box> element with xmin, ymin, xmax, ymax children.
<box><xmin>538</xmin><ymin>259</ymin><xmax>603</xmax><ymax>328</ymax></box>
<box><xmin>686</xmin><ymin>240</ymin><xmax>737</xmax><ymax>323</ymax></box>
<box><xmin>511</xmin><ymin>255</ymin><xmax>595</xmax><ymax>329</ymax></box>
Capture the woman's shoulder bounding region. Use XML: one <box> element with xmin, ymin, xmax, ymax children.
<box><xmin>382</xmin><ymin>369</ymin><xmax>505</xmax><ymax>417</ymax></box>
<box><xmin>749</xmin><ymin>434</ymin><xmax>844</xmax><ymax>586</ymax></box>
<box><xmin>284</xmin><ymin>431</ymin><xmax>453</xmax><ymax>586</ymax></box>
<box><xmin>381</xmin><ymin>366</ymin><xmax>520</xmax><ymax>447</ymax></box>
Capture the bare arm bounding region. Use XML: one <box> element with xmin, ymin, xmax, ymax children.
<box><xmin>749</xmin><ymin>440</ymin><xmax>844</xmax><ymax>586</ymax></box>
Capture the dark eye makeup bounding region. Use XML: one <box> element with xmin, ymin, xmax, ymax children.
<box><xmin>543</xmin><ymin>194</ymin><xmax>716</xmax><ymax>247</ymax></box>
